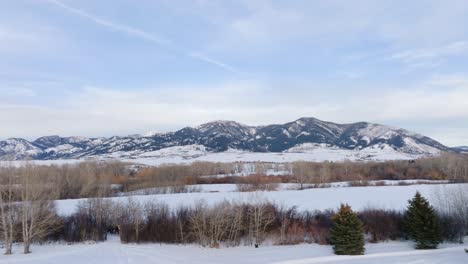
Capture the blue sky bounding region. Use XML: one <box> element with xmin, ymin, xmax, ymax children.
<box><xmin>1</xmin><ymin>0</ymin><xmax>468</xmax><ymax>146</ymax></box>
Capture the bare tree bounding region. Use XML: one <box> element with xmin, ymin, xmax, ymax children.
<box><xmin>292</xmin><ymin>161</ymin><xmax>318</xmax><ymax>189</ymax></box>
<box><xmin>248</xmin><ymin>196</ymin><xmax>275</xmax><ymax>247</ymax></box>
<box><xmin>292</xmin><ymin>161</ymin><xmax>307</xmax><ymax>190</ymax></box>
<box><xmin>190</xmin><ymin>200</ymin><xmax>210</xmax><ymax>246</ymax></box>
<box><xmin>432</xmin><ymin>184</ymin><xmax>468</xmax><ymax>243</ymax></box>
<box><xmin>19</xmin><ymin>164</ymin><xmax>59</xmax><ymax>254</ymax></box>
<box><xmin>189</xmin><ymin>200</ymin><xmax>243</xmax><ymax>247</ymax></box>
<box><xmin>76</xmin><ymin>198</ymin><xmax>114</xmax><ymax>241</ymax></box>
<box><xmin>125</xmin><ymin>198</ymin><xmax>144</xmax><ymax>243</ymax></box>
<box><xmin>319</xmin><ymin>162</ymin><xmax>332</xmax><ymax>183</ymax></box>
<box><xmin>0</xmin><ymin>163</ymin><xmax>16</xmax><ymax>255</ymax></box>
<box><xmin>207</xmin><ymin>202</ymin><xmax>231</xmax><ymax>248</ymax></box>
<box><xmin>225</xmin><ymin>203</ymin><xmax>243</xmax><ymax>246</ymax></box>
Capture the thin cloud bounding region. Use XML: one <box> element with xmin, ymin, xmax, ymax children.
<box><xmin>388</xmin><ymin>41</ymin><xmax>468</xmax><ymax>68</ymax></box>
<box><xmin>46</xmin><ymin>0</ymin><xmax>240</xmax><ymax>74</ymax></box>
<box><xmin>190</xmin><ymin>52</ymin><xmax>242</xmax><ymax>74</ymax></box>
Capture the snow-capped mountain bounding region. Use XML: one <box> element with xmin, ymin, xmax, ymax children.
<box><xmin>0</xmin><ymin>117</ymin><xmax>450</xmax><ymax>161</ymax></box>
<box><xmin>452</xmin><ymin>146</ymin><xmax>468</xmax><ymax>154</ymax></box>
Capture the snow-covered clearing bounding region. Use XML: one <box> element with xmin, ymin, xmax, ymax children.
<box><xmin>1</xmin><ymin>236</ymin><xmax>466</xmax><ymax>264</ymax></box>
<box><xmin>5</xmin><ymin>142</ymin><xmax>437</xmax><ymax>167</ymax></box>
<box><xmin>103</xmin><ymin>146</ymin><xmax>429</xmax><ymax>165</ymax></box>
<box><xmin>55</xmin><ymin>183</ymin><xmax>467</xmax><ymax>216</ymax></box>
<box><xmin>121</xmin><ymin>180</ymin><xmax>450</xmax><ymax>196</ymax></box>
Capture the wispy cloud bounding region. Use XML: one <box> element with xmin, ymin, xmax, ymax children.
<box><xmin>189</xmin><ymin>52</ymin><xmax>242</xmax><ymax>74</ymax></box>
<box><xmin>47</xmin><ymin>0</ymin><xmax>169</xmax><ymax>45</ymax></box>
<box><xmin>46</xmin><ymin>0</ymin><xmax>240</xmax><ymax>73</ymax></box>
<box><xmin>389</xmin><ymin>41</ymin><xmax>468</xmax><ymax>68</ymax></box>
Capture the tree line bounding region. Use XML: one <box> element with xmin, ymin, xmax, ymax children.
<box><xmin>1</xmin><ymin>153</ymin><xmax>467</xmax><ymax>200</ymax></box>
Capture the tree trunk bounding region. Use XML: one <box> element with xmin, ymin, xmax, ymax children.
<box><xmin>4</xmin><ymin>237</ymin><xmax>12</xmax><ymax>255</ymax></box>
<box><xmin>135</xmin><ymin>225</ymin><xmax>139</xmax><ymax>243</ymax></box>
<box><xmin>24</xmin><ymin>239</ymin><xmax>31</xmax><ymax>254</ymax></box>
<box><xmin>1</xmin><ymin>218</ymin><xmax>12</xmax><ymax>255</ymax></box>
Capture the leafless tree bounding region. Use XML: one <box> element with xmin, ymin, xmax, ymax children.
<box><xmin>247</xmin><ymin>196</ymin><xmax>275</xmax><ymax>247</ymax></box>
<box><xmin>0</xmin><ymin>163</ymin><xmax>16</xmax><ymax>255</ymax></box>
<box><xmin>432</xmin><ymin>184</ymin><xmax>468</xmax><ymax>243</ymax></box>
<box><xmin>225</xmin><ymin>203</ymin><xmax>243</xmax><ymax>246</ymax></box>
<box><xmin>126</xmin><ymin>198</ymin><xmax>144</xmax><ymax>243</ymax></box>
<box><xmin>190</xmin><ymin>200</ymin><xmax>210</xmax><ymax>246</ymax></box>
<box><xmin>19</xmin><ymin>164</ymin><xmax>59</xmax><ymax>254</ymax></box>
<box><xmin>292</xmin><ymin>161</ymin><xmax>317</xmax><ymax>189</ymax></box>
<box><xmin>189</xmin><ymin>200</ymin><xmax>241</xmax><ymax>247</ymax></box>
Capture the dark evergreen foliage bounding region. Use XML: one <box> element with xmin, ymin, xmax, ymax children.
<box><xmin>330</xmin><ymin>204</ymin><xmax>365</xmax><ymax>255</ymax></box>
<box><xmin>405</xmin><ymin>192</ymin><xmax>442</xmax><ymax>249</ymax></box>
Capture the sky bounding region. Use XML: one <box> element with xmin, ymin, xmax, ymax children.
<box><xmin>1</xmin><ymin>0</ymin><xmax>468</xmax><ymax>146</ymax></box>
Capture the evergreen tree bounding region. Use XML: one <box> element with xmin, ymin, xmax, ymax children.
<box><xmin>405</xmin><ymin>192</ymin><xmax>442</xmax><ymax>249</ymax></box>
<box><xmin>330</xmin><ymin>204</ymin><xmax>365</xmax><ymax>255</ymax></box>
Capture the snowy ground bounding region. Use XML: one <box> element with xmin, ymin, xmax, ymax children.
<box><xmin>5</xmin><ymin>142</ymin><xmax>437</xmax><ymax>167</ymax></box>
<box><xmin>114</xmin><ymin>143</ymin><xmax>437</xmax><ymax>165</ymax></box>
<box><xmin>55</xmin><ymin>183</ymin><xmax>467</xmax><ymax>215</ymax></box>
<box><xmin>121</xmin><ymin>180</ymin><xmax>450</xmax><ymax>196</ymax></box>
<box><xmin>1</xmin><ymin>236</ymin><xmax>466</xmax><ymax>264</ymax></box>
<box><xmin>100</xmin><ymin>145</ymin><xmax>431</xmax><ymax>165</ymax></box>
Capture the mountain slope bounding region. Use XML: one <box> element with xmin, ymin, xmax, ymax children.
<box><xmin>452</xmin><ymin>146</ymin><xmax>468</xmax><ymax>154</ymax></box>
<box><xmin>0</xmin><ymin>117</ymin><xmax>449</xmax><ymax>161</ymax></box>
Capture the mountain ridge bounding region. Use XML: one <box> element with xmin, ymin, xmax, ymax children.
<box><xmin>0</xmin><ymin>117</ymin><xmax>451</xmax><ymax>161</ymax></box>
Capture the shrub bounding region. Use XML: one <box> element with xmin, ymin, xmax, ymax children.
<box><xmin>438</xmin><ymin>214</ymin><xmax>465</xmax><ymax>243</ymax></box>
<box><xmin>303</xmin><ymin>210</ymin><xmax>333</xmax><ymax>245</ymax></box>
<box><xmin>60</xmin><ymin>199</ymin><xmax>115</xmax><ymax>242</ymax></box>
<box><xmin>359</xmin><ymin>208</ymin><xmax>404</xmax><ymax>242</ymax></box>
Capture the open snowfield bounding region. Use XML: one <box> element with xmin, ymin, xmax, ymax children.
<box><xmin>1</xmin><ymin>236</ymin><xmax>466</xmax><ymax>264</ymax></box>
<box><xmin>5</xmin><ymin>142</ymin><xmax>436</xmax><ymax>168</ymax></box>
<box><xmin>55</xmin><ymin>183</ymin><xmax>467</xmax><ymax>215</ymax></box>
<box><xmin>119</xmin><ymin>144</ymin><xmax>422</xmax><ymax>165</ymax></box>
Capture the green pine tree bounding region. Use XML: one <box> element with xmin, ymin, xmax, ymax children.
<box><xmin>330</xmin><ymin>204</ymin><xmax>365</xmax><ymax>255</ymax></box>
<box><xmin>405</xmin><ymin>192</ymin><xmax>442</xmax><ymax>249</ymax></box>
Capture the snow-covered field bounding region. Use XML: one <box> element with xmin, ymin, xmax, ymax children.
<box><xmin>55</xmin><ymin>183</ymin><xmax>467</xmax><ymax>216</ymax></box>
<box><xmin>121</xmin><ymin>180</ymin><xmax>450</xmax><ymax>196</ymax></box>
<box><xmin>104</xmin><ymin>143</ymin><xmax>437</xmax><ymax>165</ymax></box>
<box><xmin>1</xmin><ymin>236</ymin><xmax>466</xmax><ymax>264</ymax></box>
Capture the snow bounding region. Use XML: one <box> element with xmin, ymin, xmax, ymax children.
<box><xmin>296</xmin><ymin>120</ymin><xmax>306</xmax><ymax>126</ymax></box>
<box><xmin>357</xmin><ymin>124</ymin><xmax>398</xmax><ymax>141</ymax></box>
<box><xmin>1</xmin><ymin>236</ymin><xmax>466</xmax><ymax>264</ymax></box>
<box><xmin>122</xmin><ymin>180</ymin><xmax>450</xmax><ymax>196</ymax></box>
<box><xmin>111</xmin><ymin>143</ymin><xmax>425</xmax><ymax>166</ymax></box>
<box><xmin>314</xmin><ymin>121</ymin><xmax>341</xmax><ymax>136</ymax></box>
<box><xmin>5</xmin><ymin>159</ymin><xmax>85</xmax><ymax>167</ymax></box>
<box><xmin>0</xmin><ymin>138</ymin><xmax>43</xmax><ymax>158</ymax></box>
<box><xmin>142</xmin><ymin>131</ymin><xmax>161</xmax><ymax>137</ymax></box>
<box><xmin>1</xmin><ymin>139</ymin><xmax>441</xmax><ymax>167</ymax></box>
<box><xmin>66</xmin><ymin>136</ymin><xmax>89</xmax><ymax>143</ymax></box>
<box><xmin>54</xmin><ymin>183</ymin><xmax>468</xmax><ymax>216</ymax></box>
<box><xmin>402</xmin><ymin>137</ymin><xmax>440</xmax><ymax>155</ymax></box>
<box><xmin>297</xmin><ymin>131</ymin><xmax>311</xmax><ymax>137</ymax></box>
<box><xmin>45</xmin><ymin>144</ymin><xmax>81</xmax><ymax>154</ymax></box>
<box><xmin>283</xmin><ymin>129</ymin><xmax>292</xmax><ymax>137</ymax></box>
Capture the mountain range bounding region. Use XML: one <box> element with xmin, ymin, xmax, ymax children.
<box><xmin>0</xmin><ymin>117</ymin><xmax>454</xmax><ymax>161</ymax></box>
<box><xmin>453</xmin><ymin>146</ymin><xmax>468</xmax><ymax>154</ymax></box>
